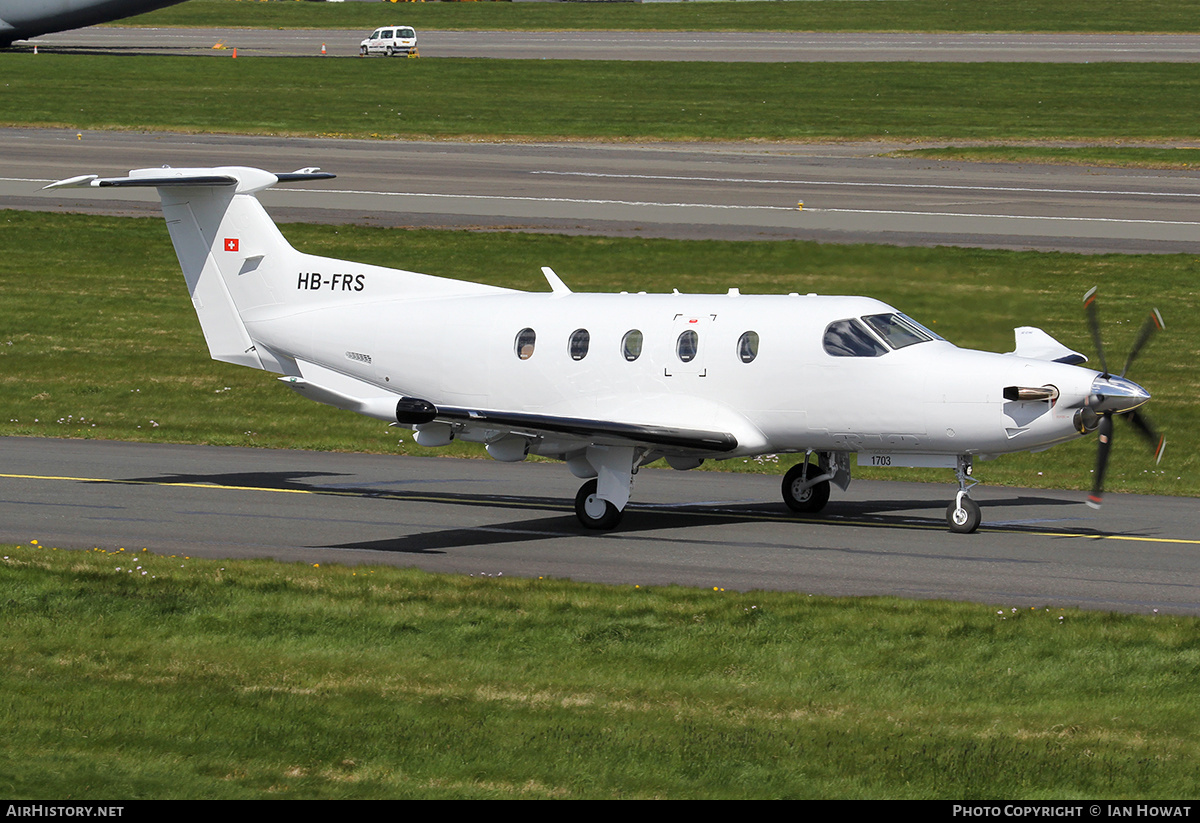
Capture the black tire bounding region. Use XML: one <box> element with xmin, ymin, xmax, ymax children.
<box><xmin>782</xmin><ymin>461</ymin><xmax>830</xmax><ymax>513</ymax></box>
<box><xmin>385</xmin><ymin>46</ymin><xmax>394</xmax><ymax>57</ymax></box>
<box><xmin>360</xmin><ymin>46</ymin><xmax>368</xmax><ymax>56</ymax></box>
<box><xmin>574</xmin><ymin>479</ymin><xmax>623</xmax><ymax>530</ymax></box>
<box><xmin>946</xmin><ymin>497</ymin><xmax>982</xmax><ymax>534</ymax></box>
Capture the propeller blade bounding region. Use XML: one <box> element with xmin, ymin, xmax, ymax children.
<box><xmin>1124</xmin><ymin>409</ymin><xmax>1166</xmax><ymax>464</ymax></box>
<box><xmin>1083</xmin><ymin>286</ymin><xmax>1109</xmax><ymax>378</ymax></box>
<box><xmin>1120</xmin><ymin>308</ymin><xmax>1165</xmax><ymax>378</ymax></box>
<box><xmin>1086</xmin><ymin>414</ymin><xmax>1114</xmax><ymax>509</ymax></box>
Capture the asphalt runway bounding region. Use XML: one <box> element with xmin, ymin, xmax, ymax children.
<box><xmin>4</xmin><ymin>129</ymin><xmax>1199</xmax><ymax>253</ymax></box>
<box><xmin>3</xmin><ymin>437</ymin><xmax>1198</xmax><ymax>615</ymax></box>
<box><xmin>22</xmin><ymin>27</ymin><xmax>1200</xmax><ymax>62</ymax></box>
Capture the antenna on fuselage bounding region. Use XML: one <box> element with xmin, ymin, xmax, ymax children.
<box><xmin>541</xmin><ymin>266</ymin><xmax>572</xmax><ymax>295</ymax></box>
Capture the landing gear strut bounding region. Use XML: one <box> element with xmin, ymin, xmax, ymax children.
<box><xmin>946</xmin><ymin>456</ymin><xmax>981</xmax><ymax>534</ymax></box>
<box><xmin>571</xmin><ymin>445</ymin><xmax>637</xmax><ymax>530</ymax></box>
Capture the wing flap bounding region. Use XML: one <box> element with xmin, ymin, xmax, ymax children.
<box><xmin>431</xmin><ymin>405</ymin><xmax>738</xmax><ymax>453</ymax></box>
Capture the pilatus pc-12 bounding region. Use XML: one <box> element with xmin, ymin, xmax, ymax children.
<box><xmin>47</xmin><ymin>166</ymin><xmax>1165</xmax><ymax>533</ymax></box>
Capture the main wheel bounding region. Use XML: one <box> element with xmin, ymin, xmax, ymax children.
<box><xmin>946</xmin><ymin>496</ymin><xmax>981</xmax><ymax>534</ymax></box>
<box><xmin>574</xmin><ymin>479</ymin><xmax>623</xmax><ymax>530</ymax></box>
<box><xmin>385</xmin><ymin>46</ymin><xmax>395</xmax><ymax>57</ymax></box>
<box><xmin>782</xmin><ymin>461</ymin><xmax>830</xmax><ymax>513</ymax></box>
<box><xmin>360</xmin><ymin>45</ymin><xmax>368</xmax><ymax>56</ymax></box>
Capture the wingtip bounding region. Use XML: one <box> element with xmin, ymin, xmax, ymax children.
<box><xmin>43</xmin><ymin>174</ymin><xmax>98</xmax><ymax>190</ymax></box>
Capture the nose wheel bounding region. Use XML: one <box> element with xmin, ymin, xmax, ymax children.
<box><xmin>946</xmin><ymin>456</ymin><xmax>981</xmax><ymax>533</ymax></box>
<box><xmin>946</xmin><ymin>494</ymin><xmax>981</xmax><ymax>534</ymax></box>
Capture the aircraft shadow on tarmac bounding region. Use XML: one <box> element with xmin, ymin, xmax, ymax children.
<box><xmin>104</xmin><ymin>469</ymin><xmax>1101</xmax><ymax>555</ymax></box>
<box><xmin>323</xmin><ymin>496</ymin><xmax>1094</xmax><ymax>557</ymax></box>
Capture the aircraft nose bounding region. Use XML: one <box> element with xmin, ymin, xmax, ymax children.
<box><xmin>1088</xmin><ymin>374</ymin><xmax>1151</xmax><ymax>414</ymax></box>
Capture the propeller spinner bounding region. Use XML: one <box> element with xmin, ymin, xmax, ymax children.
<box><xmin>1080</xmin><ymin>287</ymin><xmax>1165</xmax><ymax>508</ymax></box>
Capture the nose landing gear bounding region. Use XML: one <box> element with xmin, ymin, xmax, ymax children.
<box><xmin>946</xmin><ymin>456</ymin><xmax>981</xmax><ymax>534</ymax></box>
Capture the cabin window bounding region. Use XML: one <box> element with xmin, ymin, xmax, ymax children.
<box><xmin>823</xmin><ymin>319</ymin><xmax>888</xmax><ymax>358</ymax></box>
<box><xmin>622</xmin><ymin>329</ymin><xmax>643</xmax><ymax>362</ymax></box>
<box><xmin>569</xmin><ymin>329</ymin><xmax>591</xmax><ymax>361</ymax></box>
<box><xmin>737</xmin><ymin>331</ymin><xmax>759</xmax><ymax>363</ymax></box>
<box><xmin>514</xmin><ymin>328</ymin><xmax>536</xmax><ymax>360</ymax></box>
<box><xmin>862</xmin><ymin>312</ymin><xmax>940</xmax><ymax>350</ymax></box>
<box><xmin>676</xmin><ymin>329</ymin><xmax>699</xmax><ymax>363</ymax></box>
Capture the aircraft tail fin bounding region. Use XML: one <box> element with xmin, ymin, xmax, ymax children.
<box><xmin>46</xmin><ymin>167</ymin><xmax>334</xmax><ymax>371</ymax></box>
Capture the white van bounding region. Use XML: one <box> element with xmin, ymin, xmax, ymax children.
<box><xmin>360</xmin><ymin>26</ymin><xmax>417</xmax><ymax>57</ymax></box>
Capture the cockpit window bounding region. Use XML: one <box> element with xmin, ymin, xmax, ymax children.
<box><xmin>823</xmin><ymin>319</ymin><xmax>888</xmax><ymax>358</ymax></box>
<box><xmin>862</xmin><ymin>312</ymin><xmax>941</xmax><ymax>350</ymax></box>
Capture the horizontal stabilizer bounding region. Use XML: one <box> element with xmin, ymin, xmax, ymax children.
<box><xmin>45</xmin><ymin>167</ymin><xmax>334</xmax><ymax>194</ymax></box>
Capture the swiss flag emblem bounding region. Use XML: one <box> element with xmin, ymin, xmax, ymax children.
<box><xmin>224</xmin><ymin>238</ymin><xmax>239</xmax><ymax>252</ymax></box>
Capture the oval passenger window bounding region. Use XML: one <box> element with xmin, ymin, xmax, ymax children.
<box><xmin>514</xmin><ymin>328</ymin><xmax>536</xmax><ymax>360</ymax></box>
<box><xmin>622</xmin><ymin>329</ymin><xmax>643</xmax><ymax>362</ymax></box>
<box><xmin>738</xmin><ymin>331</ymin><xmax>759</xmax><ymax>363</ymax></box>
<box><xmin>676</xmin><ymin>329</ymin><xmax>698</xmax><ymax>363</ymax></box>
<box><xmin>569</xmin><ymin>329</ymin><xmax>590</xmax><ymax>361</ymax></box>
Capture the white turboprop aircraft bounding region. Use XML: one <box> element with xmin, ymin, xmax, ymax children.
<box><xmin>47</xmin><ymin>166</ymin><xmax>1166</xmax><ymax>533</ymax></box>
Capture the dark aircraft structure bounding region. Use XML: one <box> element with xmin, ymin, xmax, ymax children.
<box><xmin>0</xmin><ymin>0</ymin><xmax>190</xmax><ymax>48</ymax></box>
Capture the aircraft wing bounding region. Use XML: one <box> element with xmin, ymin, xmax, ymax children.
<box><xmin>431</xmin><ymin>405</ymin><xmax>740</xmax><ymax>454</ymax></box>
<box><xmin>278</xmin><ymin>367</ymin><xmax>742</xmax><ymax>456</ymax></box>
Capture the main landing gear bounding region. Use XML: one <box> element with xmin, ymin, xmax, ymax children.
<box><xmin>570</xmin><ymin>445</ymin><xmax>637</xmax><ymax>530</ymax></box>
<box><xmin>575</xmin><ymin>479</ymin><xmax>623</xmax><ymax>530</ymax></box>
<box><xmin>781</xmin><ymin>458</ymin><xmax>831</xmax><ymax>513</ymax></box>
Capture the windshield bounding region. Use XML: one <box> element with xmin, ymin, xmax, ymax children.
<box><xmin>823</xmin><ymin>319</ymin><xmax>888</xmax><ymax>357</ymax></box>
<box><xmin>862</xmin><ymin>312</ymin><xmax>943</xmax><ymax>350</ymax></box>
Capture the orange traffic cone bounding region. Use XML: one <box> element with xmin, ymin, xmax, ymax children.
<box><xmin>321</xmin><ymin>43</ymin><xmax>327</xmax><ymax>55</ymax></box>
<box><xmin>232</xmin><ymin>47</ymin><xmax>237</xmax><ymax>58</ymax></box>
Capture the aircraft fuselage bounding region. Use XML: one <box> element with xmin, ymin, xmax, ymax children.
<box><xmin>245</xmin><ymin>289</ymin><xmax>1098</xmax><ymax>464</ymax></box>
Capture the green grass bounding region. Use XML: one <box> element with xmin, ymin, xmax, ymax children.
<box><xmin>3</xmin><ymin>540</ymin><xmax>1199</xmax><ymax>799</ymax></box>
<box><xmin>890</xmin><ymin>145</ymin><xmax>1200</xmax><ymax>169</ymax></box>
<box><xmin>4</xmin><ymin>54</ymin><xmax>1200</xmax><ymax>142</ymax></box>
<box><xmin>125</xmin><ymin>0</ymin><xmax>1200</xmax><ymax>35</ymax></box>
<box><xmin>2</xmin><ymin>210</ymin><xmax>1196</xmax><ymax>497</ymax></box>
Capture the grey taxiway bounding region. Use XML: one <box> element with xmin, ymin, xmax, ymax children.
<box><xmin>4</xmin><ymin>129</ymin><xmax>1199</xmax><ymax>254</ymax></box>
<box><xmin>23</xmin><ymin>27</ymin><xmax>1200</xmax><ymax>63</ymax></box>
<box><xmin>3</xmin><ymin>438</ymin><xmax>1198</xmax><ymax>615</ymax></box>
